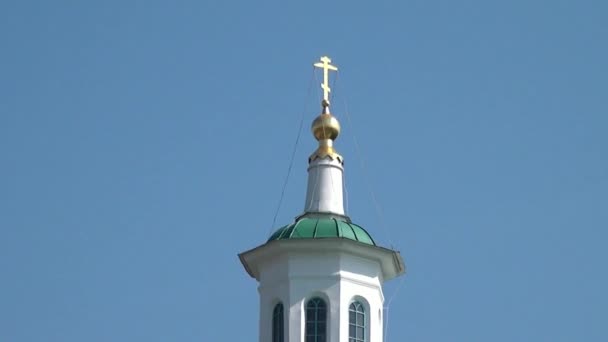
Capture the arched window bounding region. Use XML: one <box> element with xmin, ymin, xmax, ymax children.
<box><xmin>272</xmin><ymin>303</ymin><xmax>284</xmax><ymax>342</ymax></box>
<box><xmin>305</xmin><ymin>297</ymin><xmax>327</xmax><ymax>342</ymax></box>
<box><xmin>349</xmin><ymin>301</ymin><xmax>365</xmax><ymax>342</ymax></box>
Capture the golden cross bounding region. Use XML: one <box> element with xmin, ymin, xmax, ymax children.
<box><xmin>313</xmin><ymin>56</ymin><xmax>338</xmax><ymax>104</ymax></box>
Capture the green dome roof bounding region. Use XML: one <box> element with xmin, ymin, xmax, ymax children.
<box><xmin>267</xmin><ymin>217</ymin><xmax>376</xmax><ymax>246</ymax></box>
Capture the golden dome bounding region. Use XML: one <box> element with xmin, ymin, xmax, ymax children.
<box><xmin>311</xmin><ymin>113</ymin><xmax>341</xmax><ymax>141</ymax></box>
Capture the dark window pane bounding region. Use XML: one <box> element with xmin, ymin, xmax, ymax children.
<box><xmin>357</xmin><ymin>327</ymin><xmax>364</xmax><ymax>338</ymax></box>
<box><xmin>318</xmin><ymin>308</ymin><xmax>326</xmax><ymax>321</ymax></box>
<box><xmin>306</xmin><ymin>308</ymin><xmax>316</xmax><ymax>319</ymax></box>
<box><xmin>272</xmin><ymin>303</ymin><xmax>284</xmax><ymax>342</ymax></box>
<box><xmin>357</xmin><ymin>313</ymin><xmax>364</xmax><ymax>325</ymax></box>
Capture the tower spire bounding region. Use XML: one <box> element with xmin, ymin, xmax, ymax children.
<box><xmin>304</xmin><ymin>56</ymin><xmax>346</xmax><ymax>217</ymax></box>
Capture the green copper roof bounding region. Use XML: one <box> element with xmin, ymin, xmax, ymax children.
<box><xmin>267</xmin><ymin>217</ymin><xmax>376</xmax><ymax>246</ymax></box>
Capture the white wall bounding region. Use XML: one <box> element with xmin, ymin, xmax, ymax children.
<box><xmin>257</xmin><ymin>251</ymin><xmax>385</xmax><ymax>342</ymax></box>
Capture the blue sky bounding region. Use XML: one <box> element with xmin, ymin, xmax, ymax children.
<box><xmin>1</xmin><ymin>0</ymin><xmax>607</xmax><ymax>341</ymax></box>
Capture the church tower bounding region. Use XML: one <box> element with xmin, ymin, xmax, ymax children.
<box><xmin>239</xmin><ymin>56</ymin><xmax>405</xmax><ymax>342</ymax></box>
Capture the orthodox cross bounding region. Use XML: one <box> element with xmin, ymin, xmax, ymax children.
<box><xmin>313</xmin><ymin>56</ymin><xmax>338</xmax><ymax>104</ymax></box>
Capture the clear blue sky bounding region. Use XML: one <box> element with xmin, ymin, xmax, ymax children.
<box><xmin>1</xmin><ymin>1</ymin><xmax>606</xmax><ymax>341</ymax></box>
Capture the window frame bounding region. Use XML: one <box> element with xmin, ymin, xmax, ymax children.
<box><xmin>272</xmin><ymin>302</ymin><xmax>284</xmax><ymax>342</ymax></box>
<box><xmin>348</xmin><ymin>300</ymin><xmax>367</xmax><ymax>342</ymax></box>
<box><xmin>305</xmin><ymin>297</ymin><xmax>328</xmax><ymax>342</ymax></box>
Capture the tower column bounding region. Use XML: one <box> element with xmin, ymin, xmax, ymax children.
<box><xmin>304</xmin><ymin>157</ymin><xmax>345</xmax><ymax>216</ymax></box>
<box><xmin>304</xmin><ymin>84</ymin><xmax>345</xmax><ymax>217</ymax></box>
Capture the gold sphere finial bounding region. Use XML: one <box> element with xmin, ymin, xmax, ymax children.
<box><xmin>311</xmin><ymin>111</ymin><xmax>341</xmax><ymax>141</ymax></box>
<box><xmin>312</xmin><ymin>80</ymin><xmax>340</xmax><ymax>141</ymax></box>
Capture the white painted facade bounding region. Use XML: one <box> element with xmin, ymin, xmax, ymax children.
<box><xmin>240</xmin><ymin>239</ymin><xmax>404</xmax><ymax>342</ymax></box>
<box><xmin>304</xmin><ymin>157</ymin><xmax>345</xmax><ymax>216</ymax></box>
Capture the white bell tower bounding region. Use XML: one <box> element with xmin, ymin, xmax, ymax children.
<box><xmin>239</xmin><ymin>56</ymin><xmax>405</xmax><ymax>342</ymax></box>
